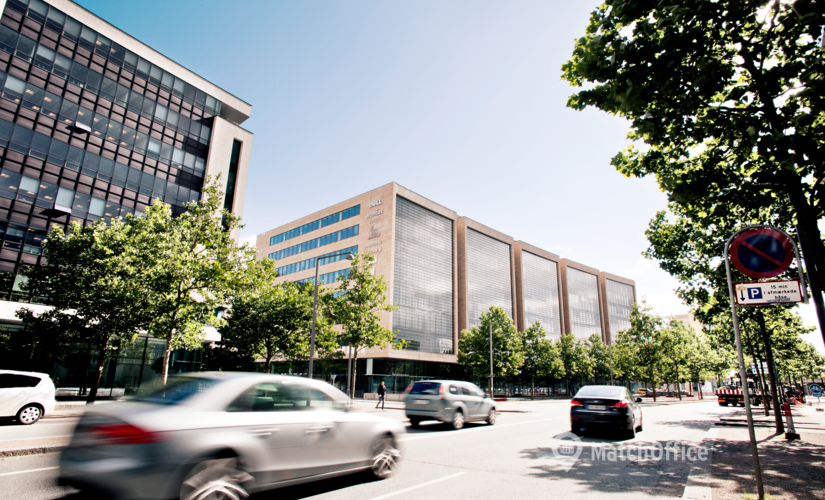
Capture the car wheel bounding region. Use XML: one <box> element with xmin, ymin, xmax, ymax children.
<box><xmin>487</xmin><ymin>409</ymin><xmax>497</xmax><ymax>425</ymax></box>
<box><xmin>720</xmin><ymin>403</ymin><xmax>728</xmax><ymax>407</ymax></box>
<box><xmin>370</xmin><ymin>435</ymin><xmax>400</xmax><ymax>479</ymax></box>
<box><xmin>16</xmin><ymin>404</ymin><xmax>42</xmax><ymax>425</ymax></box>
<box><xmin>625</xmin><ymin>418</ymin><xmax>636</xmax><ymax>440</ymax></box>
<box><xmin>571</xmin><ymin>425</ymin><xmax>582</xmax><ymax>436</ymax></box>
<box><xmin>409</xmin><ymin>418</ymin><xmax>421</xmax><ymax>428</ymax></box>
<box><xmin>180</xmin><ymin>457</ymin><xmax>252</xmax><ymax>500</ymax></box>
<box><xmin>636</xmin><ymin>415</ymin><xmax>643</xmax><ymax>432</ymax></box>
<box><xmin>450</xmin><ymin>409</ymin><xmax>465</xmax><ymax>430</ymax></box>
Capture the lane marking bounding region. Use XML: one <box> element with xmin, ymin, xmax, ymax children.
<box><xmin>400</xmin><ymin>418</ymin><xmax>557</xmax><ymax>442</ymax></box>
<box><xmin>368</xmin><ymin>472</ymin><xmax>466</xmax><ymax>500</ymax></box>
<box><xmin>0</xmin><ymin>466</ymin><xmax>59</xmax><ymax>477</ymax></box>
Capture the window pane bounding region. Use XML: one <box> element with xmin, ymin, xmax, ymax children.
<box><xmin>85</xmin><ymin>70</ymin><xmax>102</xmax><ymax>91</ymax></box>
<box><xmin>0</xmin><ymin>25</ymin><xmax>19</xmax><ymax>52</ymax></box>
<box><xmin>166</xmin><ymin>109</ymin><xmax>179</xmax><ymax>127</ymax></box>
<box><xmin>4</xmin><ymin>74</ymin><xmax>25</xmax><ymax>99</ymax></box>
<box><xmin>36</xmin><ymin>180</ymin><xmax>57</xmax><ymax>203</ymax></box>
<box><xmin>128</xmin><ymin>90</ymin><xmax>143</xmax><ymax>111</ymax></box>
<box><xmin>91</xmin><ymin>112</ymin><xmax>108</xmax><ymax>137</ymax></box>
<box><xmin>75</xmin><ymin>105</ymin><xmax>93</xmax><ymax>128</ymax></box>
<box><xmin>106</xmin><ymin>120</ymin><xmax>122</xmax><ymax>142</ymax></box>
<box><xmin>136</xmin><ymin>57</ymin><xmax>150</xmax><ymax>76</ymax></box>
<box><xmin>80</xmin><ymin>26</ymin><xmax>97</xmax><ymax>49</ymax></box>
<box><xmin>115</xmin><ymin>83</ymin><xmax>130</xmax><ymax>106</ymax></box>
<box><xmin>30</xmin><ymin>132</ymin><xmax>50</xmax><ymax>154</ymax></box>
<box><xmin>69</xmin><ymin>62</ymin><xmax>87</xmax><ymax>85</ymax></box>
<box><xmin>172</xmin><ymin>77</ymin><xmax>185</xmax><ymax>95</ymax></box>
<box><xmin>147</xmin><ymin>137</ymin><xmax>161</xmax><ymax>155</ymax></box>
<box><xmin>154</xmin><ymin>103</ymin><xmax>168</xmax><ymax>122</ymax></box>
<box><xmin>120</xmin><ymin>126</ymin><xmax>136</xmax><ymax>148</ymax></box>
<box><xmin>94</xmin><ymin>34</ymin><xmax>111</xmax><ymax>57</ymax></box>
<box><xmin>161</xmin><ymin>71</ymin><xmax>174</xmax><ymax>90</ymax></box>
<box><xmin>123</xmin><ymin>50</ymin><xmax>138</xmax><ymax>71</ymax></box>
<box><xmin>56</xmin><ymin>186</ymin><xmax>74</xmax><ymax>206</ymax></box>
<box><xmin>48</xmin><ymin>139</ymin><xmax>68</xmax><ymax>160</ymax></box>
<box><xmin>109</xmin><ymin>42</ymin><xmax>125</xmax><ymax>63</ymax></box>
<box><xmin>41</xmin><ymin>91</ymin><xmax>60</xmax><ymax>117</ymax></box>
<box><xmin>73</xmin><ymin>191</ymin><xmax>91</xmax><ymax>212</ymax></box>
<box><xmin>11</xmin><ymin>125</ymin><xmax>33</xmax><ymax>148</ymax></box>
<box><xmin>89</xmin><ymin>196</ymin><xmax>105</xmax><ymax>217</ymax></box>
<box><xmin>23</xmin><ymin>83</ymin><xmax>44</xmax><ymax>107</ymax></box>
<box><xmin>66</xmin><ymin>145</ymin><xmax>84</xmax><ymax>166</ymax></box>
<box><xmin>134</xmin><ymin>131</ymin><xmax>148</xmax><ymax>153</ymax></box>
<box><xmin>149</xmin><ymin>64</ymin><xmax>161</xmax><ymax>84</ymax></box>
<box><xmin>63</xmin><ymin>17</ymin><xmax>81</xmax><ymax>41</ymax></box>
<box><xmin>18</xmin><ymin>175</ymin><xmax>38</xmax><ymax>200</ymax></box>
<box><xmin>0</xmin><ymin>169</ymin><xmax>21</xmax><ymax>196</ymax></box>
<box><xmin>45</xmin><ymin>7</ymin><xmax>65</xmax><ymax>29</ymax></box>
<box><xmin>34</xmin><ymin>44</ymin><xmax>55</xmax><ymax>67</ymax></box>
<box><xmin>15</xmin><ymin>35</ymin><xmax>36</xmax><ymax>61</ymax></box>
<box><xmin>101</xmin><ymin>77</ymin><xmax>117</xmax><ymax>100</ymax></box>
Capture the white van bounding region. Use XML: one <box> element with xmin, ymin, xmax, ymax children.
<box><xmin>0</xmin><ymin>370</ymin><xmax>56</xmax><ymax>424</ymax></box>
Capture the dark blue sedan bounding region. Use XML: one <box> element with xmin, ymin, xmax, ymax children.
<box><xmin>570</xmin><ymin>385</ymin><xmax>643</xmax><ymax>439</ymax></box>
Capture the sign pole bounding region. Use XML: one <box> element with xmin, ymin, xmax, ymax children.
<box><xmin>724</xmin><ymin>229</ymin><xmax>765</xmax><ymax>500</ymax></box>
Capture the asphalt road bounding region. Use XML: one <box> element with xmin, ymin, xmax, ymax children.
<box><xmin>0</xmin><ymin>400</ymin><xmax>732</xmax><ymax>500</ymax></box>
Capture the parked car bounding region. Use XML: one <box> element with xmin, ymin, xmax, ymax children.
<box><xmin>0</xmin><ymin>370</ymin><xmax>56</xmax><ymax>425</ymax></box>
<box><xmin>404</xmin><ymin>380</ymin><xmax>497</xmax><ymax>430</ymax></box>
<box><xmin>59</xmin><ymin>373</ymin><xmax>405</xmax><ymax>500</ymax></box>
<box><xmin>570</xmin><ymin>385</ymin><xmax>643</xmax><ymax>439</ymax></box>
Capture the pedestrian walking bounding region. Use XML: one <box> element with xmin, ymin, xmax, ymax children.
<box><xmin>376</xmin><ymin>381</ymin><xmax>386</xmax><ymax>410</ymax></box>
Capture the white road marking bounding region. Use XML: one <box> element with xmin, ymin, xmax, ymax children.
<box><xmin>400</xmin><ymin>417</ymin><xmax>558</xmax><ymax>442</ymax></box>
<box><xmin>368</xmin><ymin>472</ymin><xmax>466</xmax><ymax>500</ymax></box>
<box><xmin>0</xmin><ymin>466</ymin><xmax>59</xmax><ymax>477</ymax></box>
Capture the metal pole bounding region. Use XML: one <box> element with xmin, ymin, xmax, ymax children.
<box><xmin>489</xmin><ymin>323</ymin><xmax>494</xmax><ymax>398</ymax></box>
<box><xmin>308</xmin><ymin>258</ymin><xmax>321</xmax><ymax>379</ymax></box>
<box><xmin>346</xmin><ymin>344</ymin><xmax>352</xmax><ymax>396</ymax></box>
<box><xmin>609</xmin><ymin>344</ymin><xmax>614</xmax><ymax>386</ymax></box>
<box><xmin>725</xmin><ymin>231</ymin><xmax>765</xmax><ymax>500</ymax></box>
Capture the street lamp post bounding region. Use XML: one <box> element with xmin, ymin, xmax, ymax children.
<box><xmin>307</xmin><ymin>251</ymin><xmax>355</xmax><ymax>380</ymax></box>
<box><xmin>609</xmin><ymin>344</ymin><xmax>614</xmax><ymax>386</ymax></box>
<box><xmin>489</xmin><ymin>323</ymin><xmax>494</xmax><ymax>398</ymax></box>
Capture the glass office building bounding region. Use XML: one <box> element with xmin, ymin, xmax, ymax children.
<box><xmin>566</xmin><ymin>267</ymin><xmax>602</xmax><ymax>339</ymax></box>
<box><xmin>257</xmin><ymin>183</ymin><xmax>635</xmax><ymax>395</ymax></box>
<box><xmin>392</xmin><ymin>196</ymin><xmax>453</xmax><ymax>354</ymax></box>
<box><xmin>520</xmin><ymin>250</ymin><xmax>562</xmax><ymax>338</ymax></box>
<box><xmin>0</xmin><ymin>0</ymin><xmax>253</xmax><ymax>393</ymax></box>
<box><xmin>605</xmin><ymin>277</ymin><xmax>635</xmax><ymax>339</ymax></box>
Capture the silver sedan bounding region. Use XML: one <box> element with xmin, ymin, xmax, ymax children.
<box><xmin>59</xmin><ymin>372</ymin><xmax>404</xmax><ymax>500</ymax></box>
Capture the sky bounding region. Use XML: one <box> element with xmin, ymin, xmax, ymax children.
<box><xmin>76</xmin><ymin>0</ymin><xmax>824</xmax><ymax>354</ymax></box>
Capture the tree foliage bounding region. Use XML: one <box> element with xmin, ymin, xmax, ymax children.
<box><xmin>558</xmin><ymin>333</ymin><xmax>593</xmax><ymax>394</ymax></box>
<box><xmin>563</xmin><ymin>1</ymin><xmax>825</xmax><ymax>298</ymax></box>
<box><xmin>331</xmin><ymin>253</ymin><xmax>399</xmax><ymax>397</ymax></box>
<box><xmin>520</xmin><ymin>321</ymin><xmax>564</xmax><ymax>398</ymax></box>
<box><xmin>140</xmin><ymin>177</ymin><xmax>257</xmax><ymax>384</ymax></box>
<box><xmin>458</xmin><ymin>306</ymin><xmax>524</xmax><ymax>383</ymax></box>
<box><xmin>17</xmin><ymin>216</ymin><xmax>153</xmax><ymax>404</ymax></box>
<box><xmin>219</xmin><ymin>259</ymin><xmax>338</xmax><ymax>373</ymax></box>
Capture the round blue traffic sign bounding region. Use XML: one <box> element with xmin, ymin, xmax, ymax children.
<box><xmin>812</xmin><ymin>384</ymin><xmax>822</xmax><ymax>396</ymax></box>
<box><xmin>730</xmin><ymin>228</ymin><xmax>794</xmax><ymax>279</ymax></box>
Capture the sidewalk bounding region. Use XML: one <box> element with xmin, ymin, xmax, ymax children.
<box><xmin>717</xmin><ymin>406</ymin><xmax>825</xmax><ymax>434</ymax></box>
<box><xmin>710</xmin><ymin>425</ymin><xmax>825</xmax><ymax>500</ymax></box>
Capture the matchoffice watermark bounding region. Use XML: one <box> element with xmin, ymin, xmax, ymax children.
<box><xmin>543</xmin><ymin>433</ymin><xmax>710</xmax><ymax>471</ymax></box>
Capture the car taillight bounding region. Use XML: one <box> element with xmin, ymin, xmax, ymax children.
<box><xmin>571</xmin><ymin>399</ymin><xmax>584</xmax><ymax>407</ymax></box>
<box><xmin>88</xmin><ymin>423</ymin><xmax>163</xmax><ymax>445</ymax></box>
<box><xmin>405</xmin><ymin>384</ymin><xmax>413</xmax><ymax>395</ymax></box>
<box><xmin>439</xmin><ymin>384</ymin><xmax>446</xmax><ymax>400</ymax></box>
<box><xmin>611</xmin><ymin>401</ymin><xmax>628</xmax><ymax>408</ymax></box>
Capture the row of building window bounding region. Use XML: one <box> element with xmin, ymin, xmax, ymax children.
<box><xmin>294</xmin><ymin>268</ymin><xmax>351</xmax><ymax>286</ymax></box>
<box><xmin>275</xmin><ymin>245</ymin><xmax>357</xmax><ymax>278</ymax></box>
<box><xmin>0</xmin><ymin>69</ymin><xmax>210</xmax><ymax>169</ymax></box>
<box><xmin>0</xmin><ymin>219</ymin><xmax>44</xmax><ymax>255</ymax></box>
<box><xmin>3</xmin><ymin>0</ymin><xmax>222</xmax><ymax>115</ymax></box>
<box><xmin>269</xmin><ymin>205</ymin><xmax>361</xmax><ymax>246</ymax></box>
<box><xmin>267</xmin><ymin>225</ymin><xmax>359</xmax><ymax>261</ymax></box>
<box><xmin>0</xmin><ymin>120</ymin><xmax>201</xmax><ymax>203</ymax></box>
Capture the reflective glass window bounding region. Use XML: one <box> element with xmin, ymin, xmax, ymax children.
<box><xmin>567</xmin><ymin>268</ymin><xmax>601</xmax><ymax>339</ymax></box>
<box><xmin>466</xmin><ymin>228</ymin><xmax>512</xmax><ymax>327</ymax></box>
<box><xmin>45</xmin><ymin>7</ymin><xmax>65</xmax><ymax>32</ymax></box>
<box><xmin>0</xmin><ymin>169</ymin><xmax>21</xmax><ymax>198</ymax></box>
<box><xmin>0</xmin><ymin>25</ymin><xmax>19</xmax><ymax>53</ymax></box>
<box><xmin>63</xmin><ymin>17</ymin><xmax>81</xmax><ymax>41</ymax></box>
<box><xmin>85</xmin><ymin>70</ymin><xmax>102</xmax><ymax>93</ymax></box>
<box><xmin>11</xmin><ymin>125</ymin><xmax>33</xmax><ymax>148</ymax></box>
<box><xmin>17</xmin><ymin>175</ymin><xmax>38</xmax><ymax>202</ymax></box>
<box><xmin>41</xmin><ymin>92</ymin><xmax>60</xmax><ymax>117</ymax></box>
<box><xmin>53</xmin><ymin>52</ymin><xmax>72</xmax><ymax>78</ymax></box>
<box><xmin>27</xmin><ymin>0</ymin><xmax>48</xmax><ymax>22</ymax></box>
<box><xmin>36</xmin><ymin>180</ymin><xmax>57</xmax><ymax>203</ymax></box>
<box><xmin>34</xmin><ymin>44</ymin><xmax>55</xmax><ymax>70</ymax></box>
<box><xmin>15</xmin><ymin>35</ymin><xmax>36</xmax><ymax>62</ymax></box>
<box><xmin>123</xmin><ymin>50</ymin><xmax>138</xmax><ymax>72</ymax></box>
<box><xmin>521</xmin><ymin>252</ymin><xmax>561</xmax><ymax>338</ymax></box>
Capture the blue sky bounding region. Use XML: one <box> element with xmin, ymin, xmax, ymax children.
<box><xmin>76</xmin><ymin>0</ymin><xmax>823</xmax><ymax>353</ymax></box>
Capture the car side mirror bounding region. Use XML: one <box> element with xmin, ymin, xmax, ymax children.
<box><xmin>635</xmin><ymin>398</ymin><xmax>643</xmax><ymax>403</ymax></box>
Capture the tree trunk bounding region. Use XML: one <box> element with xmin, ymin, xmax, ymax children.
<box><xmin>86</xmin><ymin>336</ymin><xmax>109</xmax><ymax>405</ymax></box>
<box><xmin>753</xmin><ymin>353</ymin><xmax>770</xmax><ymax>416</ymax></box>
<box><xmin>161</xmin><ymin>331</ymin><xmax>173</xmax><ymax>385</ymax></box>
<box><xmin>350</xmin><ymin>351</ymin><xmax>358</xmax><ymax>399</ymax></box>
<box><xmin>652</xmin><ymin>380</ymin><xmax>657</xmax><ymax>402</ymax></box>
<box><xmin>531</xmin><ymin>375</ymin><xmax>535</xmax><ymax>400</ymax></box>
<box><xmin>265</xmin><ymin>354</ymin><xmax>272</xmax><ymax>374</ymax></box>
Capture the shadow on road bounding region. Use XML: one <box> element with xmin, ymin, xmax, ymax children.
<box><xmin>251</xmin><ymin>472</ymin><xmax>379</xmax><ymax>500</ymax></box>
<box><xmin>404</xmin><ymin>421</ymin><xmax>488</xmax><ymax>434</ymax></box>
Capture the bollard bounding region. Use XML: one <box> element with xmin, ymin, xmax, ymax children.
<box><xmin>781</xmin><ymin>403</ymin><xmax>800</xmax><ymax>440</ymax></box>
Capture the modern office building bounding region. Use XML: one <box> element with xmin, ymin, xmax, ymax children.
<box><xmin>257</xmin><ymin>183</ymin><xmax>636</xmax><ymax>394</ymax></box>
<box><xmin>0</xmin><ymin>0</ymin><xmax>253</xmax><ymax>393</ymax></box>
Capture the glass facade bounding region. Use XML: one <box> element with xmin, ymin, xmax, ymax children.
<box><xmin>521</xmin><ymin>251</ymin><xmax>561</xmax><ymax>338</ymax></box>
<box><xmin>392</xmin><ymin>197</ymin><xmax>453</xmax><ymax>354</ymax></box>
<box><xmin>267</xmin><ymin>224</ymin><xmax>359</xmax><ymax>261</ymax></box>
<box><xmin>606</xmin><ymin>279</ymin><xmax>634</xmax><ymax>337</ymax></box>
<box><xmin>466</xmin><ymin>228</ymin><xmax>512</xmax><ymax>327</ymax></box>
<box><xmin>269</xmin><ymin>204</ymin><xmax>360</xmax><ymax>246</ymax></box>
<box><xmin>295</xmin><ymin>267</ymin><xmax>350</xmax><ymax>286</ymax></box>
<box><xmin>567</xmin><ymin>267</ymin><xmax>601</xmax><ymax>339</ymax></box>
<box><xmin>275</xmin><ymin>245</ymin><xmax>357</xmax><ymax>277</ymax></box>
<box><xmin>0</xmin><ymin>0</ymin><xmax>231</xmax><ymax>301</ymax></box>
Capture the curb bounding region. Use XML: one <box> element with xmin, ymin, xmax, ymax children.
<box><xmin>682</xmin><ymin>425</ymin><xmax>719</xmax><ymax>500</ymax></box>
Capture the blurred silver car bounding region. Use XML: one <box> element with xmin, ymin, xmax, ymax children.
<box><xmin>59</xmin><ymin>373</ymin><xmax>404</xmax><ymax>500</ymax></box>
<box><xmin>404</xmin><ymin>380</ymin><xmax>496</xmax><ymax>430</ymax></box>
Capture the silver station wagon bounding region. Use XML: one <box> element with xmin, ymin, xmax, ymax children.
<box><xmin>59</xmin><ymin>373</ymin><xmax>405</xmax><ymax>500</ymax></box>
<box><xmin>404</xmin><ymin>380</ymin><xmax>497</xmax><ymax>430</ymax></box>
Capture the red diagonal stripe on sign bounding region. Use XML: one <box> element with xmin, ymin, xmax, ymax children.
<box><xmin>741</xmin><ymin>241</ymin><xmax>784</xmax><ymax>267</ymax></box>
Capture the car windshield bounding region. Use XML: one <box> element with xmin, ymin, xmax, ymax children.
<box><xmin>409</xmin><ymin>382</ymin><xmax>441</xmax><ymax>395</ymax></box>
<box><xmin>575</xmin><ymin>386</ymin><xmax>625</xmax><ymax>399</ymax></box>
<box><xmin>133</xmin><ymin>377</ymin><xmax>217</xmax><ymax>405</ymax></box>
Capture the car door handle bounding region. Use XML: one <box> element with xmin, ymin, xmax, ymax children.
<box><xmin>306</xmin><ymin>425</ymin><xmax>333</xmax><ymax>434</ymax></box>
<box><xmin>249</xmin><ymin>428</ymin><xmax>279</xmax><ymax>437</ymax></box>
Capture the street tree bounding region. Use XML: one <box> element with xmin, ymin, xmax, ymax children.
<box><xmin>587</xmin><ymin>333</ymin><xmax>612</xmax><ymax>382</ymax></box>
<box><xmin>562</xmin><ymin>1</ymin><xmax>825</xmax><ymax>319</ymax></box>
<box><xmin>141</xmin><ymin>177</ymin><xmax>257</xmax><ymax>384</ymax></box>
<box><xmin>557</xmin><ymin>333</ymin><xmax>593</xmax><ymax>395</ymax></box>
<box><xmin>17</xmin><ymin>216</ymin><xmax>153</xmax><ymax>404</ymax></box>
<box><xmin>219</xmin><ymin>260</ymin><xmax>338</xmax><ymax>373</ymax></box>
<box><xmin>331</xmin><ymin>253</ymin><xmax>399</xmax><ymax>398</ymax></box>
<box><xmin>520</xmin><ymin>321</ymin><xmax>564</xmax><ymax>399</ymax></box>
<box><xmin>458</xmin><ymin>306</ymin><xmax>524</xmax><ymax>396</ymax></box>
<box><xmin>615</xmin><ymin>300</ymin><xmax>666</xmax><ymax>401</ymax></box>
<box><xmin>659</xmin><ymin>318</ymin><xmax>694</xmax><ymax>400</ymax></box>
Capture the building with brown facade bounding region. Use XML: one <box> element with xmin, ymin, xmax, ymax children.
<box><xmin>256</xmin><ymin>183</ymin><xmax>636</xmax><ymax>393</ymax></box>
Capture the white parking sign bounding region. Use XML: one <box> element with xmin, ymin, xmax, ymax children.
<box><xmin>734</xmin><ymin>280</ymin><xmax>803</xmax><ymax>306</ymax></box>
